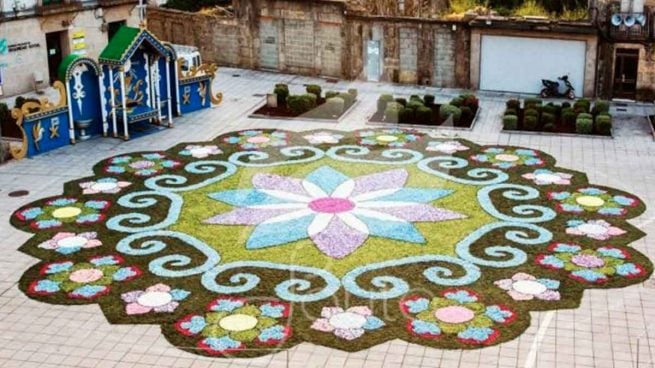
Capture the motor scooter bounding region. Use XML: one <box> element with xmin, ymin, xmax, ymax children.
<box><xmin>540</xmin><ymin>75</ymin><xmax>575</xmax><ymax>99</ymax></box>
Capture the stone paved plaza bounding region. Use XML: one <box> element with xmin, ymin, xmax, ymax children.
<box><xmin>1</xmin><ymin>68</ymin><xmax>655</xmax><ymax>368</ymax></box>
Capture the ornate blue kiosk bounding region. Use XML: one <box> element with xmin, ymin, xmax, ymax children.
<box><xmin>9</xmin><ymin>25</ymin><xmax>222</xmax><ymax>158</ymax></box>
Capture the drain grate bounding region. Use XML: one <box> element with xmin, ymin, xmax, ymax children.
<box><xmin>253</xmin><ymin>93</ymin><xmax>266</xmax><ymax>97</ymax></box>
<box><xmin>324</xmin><ymin>78</ymin><xmax>339</xmax><ymax>84</ymax></box>
<box><xmin>8</xmin><ymin>190</ymin><xmax>29</xmax><ymax>197</ymax></box>
<box><xmin>616</xmin><ymin>108</ymin><xmax>628</xmax><ymax>112</ymax></box>
<box><xmin>232</xmin><ymin>74</ymin><xmax>241</xmax><ymax>78</ymax></box>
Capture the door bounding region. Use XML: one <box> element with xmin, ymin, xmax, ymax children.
<box><xmin>107</xmin><ymin>20</ymin><xmax>126</xmax><ymax>42</ymax></box>
<box><xmin>46</xmin><ymin>31</ymin><xmax>65</xmax><ymax>85</ymax></box>
<box><xmin>366</xmin><ymin>40</ymin><xmax>381</xmax><ymax>82</ymax></box>
<box><xmin>479</xmin><ymin>35</ymin><xmax>586</xmax><ymax>94</ymax></box>
<box><xmin>613</xmin><ymin>49</ymin><xmax>639</xmax><ymax>99</ymax></box>
<box><xmin>259</xmin><ymin>20</ymin><xmax>279</xmax><ymax>70</ymax></box>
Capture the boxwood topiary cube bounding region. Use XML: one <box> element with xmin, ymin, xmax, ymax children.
<box><xmin>503</xmin><ymin>115</ymin><xmax>518</xmax><ymax>130</ymax></box>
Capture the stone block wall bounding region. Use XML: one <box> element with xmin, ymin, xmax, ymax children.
<box><xmin>434</xmin><ymin>28</ymin><xmax>456</xmax><ymax>87</ymax></box>
<box><xmin>399</xmin><ymin>27</ymin><xmax>418</xmax><ymax>84</ymax></box>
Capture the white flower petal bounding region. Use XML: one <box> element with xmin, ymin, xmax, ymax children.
<box><xmin>302</xmin><ymin>180</ymin><xmax>328</xmax><ymax>198</ymax></box>
<box><xmin>356</xmin><ymin>200</ymin><xmax>420</xmax><ymax>208</ymax></box>
<box><xmin>249</xmin><ymin>203</ymin><xmax>309</xmax><ymax>210</ymax></box>
<box><xmin>331</xmin><ymin>180</ymin><xmax>355</xmax><ymax>198</ymax></box>
<box><xmin>337</xmin><ymin>213</ymin><xmax>370</xmax><ymax>234</ymax></box>
<box><xmin>261</xmin><ymin>209</ymin><xmax>314</xmax><ymax>224</ymax></box>
<box><xmin>351</xmin><ymin>208</ymin><xmax>405</xmax><ymax>223</ymax></box>
<box><xmin>351</xmin><ymin>188</ymin><xmax>399</xmax><ymax>202</ymax></box>
<box><xmin>308</xmin><ymin>213</ymin><xmax>334</xmax><ymax>236</ymax></box>
<box><xmin>259</xmin><ymin>189</ymin><xmax>312</xmax><ymax>203</ymax></box>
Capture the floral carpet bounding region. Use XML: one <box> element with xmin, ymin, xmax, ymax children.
<box><xmin>12</xmin><ymin>129</ymin><xmax>652</xmax><ymax>357</ymax></box>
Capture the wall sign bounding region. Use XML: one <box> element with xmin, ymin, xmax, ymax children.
<box><xmin>72</xmin><ymin>30</ymin><xmax>87</xmax><ymax>55</ymax></box>
<box><xmin>7</xmin><ymin>41</ymin><xmax>41</xmax><ymax>52</ymax></box>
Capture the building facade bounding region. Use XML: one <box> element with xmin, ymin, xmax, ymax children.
<box><xmin>0</xmin><ymin>0</ymin><xmax>141</xmax><ymax>97</ymax></box>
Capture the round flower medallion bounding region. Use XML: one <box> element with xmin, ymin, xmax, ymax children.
<box><xmin>12</xmin><ymin>129</ymin><xmax>651</xmax><ymax>358</ymax></box>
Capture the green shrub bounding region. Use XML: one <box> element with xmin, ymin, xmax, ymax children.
<box><xmin>574</xmin><ymin>99</ymin><xmax>591</xmax><ymax>113</ymax></box>
<box><xmin>562</xmin><ymin>108</ymin><xmax>577</xmax><ymax>126</ymax></box>
<box><xmin>578</xmin><ymin>113</ymin><xmax>592</xmax><ymax>120</ymax></box>
<box><xmin>306</xmin><ymin>85</ymin><xmax>322</xmax><ymax>98</ymax></box>
<box><xmin>460</xmin><ymin>106</ymin><xmax>473</xmax><ymax>122</ymax></box>
<box><xmin>415</xmin><ymin>106</ymin><xmax>433</xmax><ymax>125</ymax></box>
<box><xmin>541</xmin><ymin>112</ymin><xmax>556</xmax><ymax>126</ymax></box>
<box><xmin>524</xmin><ymin>97</ymin><xmax>542</xmax><ymax>108</ymax></box>
<box><xmin>424</xmin><ymin>94</ymin><xmax>436</xmax><ymax>106</ymax></box>
<box><xmin>542</xmin><ymin>104</ymin><xmax>559</xmax><ymax>116</ymax></box>
<box><xmin>524</xmin><ymin>109</ymin><xmax>539</xmax><ymax>118</ymax></box>
<box><xmin>410</xmin><ymin>94</ymin><xmax>422</xmax><ymax>102</ymax></box>
<box><xmin>407</xmin><ymin>100</ymin><xmax>425</xmax><ymax>111</ymax></box>
<box><xmin>399</xmin><ymin>108</ymin><xmax>414</xmax><ymax>124</ymax></box>
<box><xmin>576</xmin><ymin>117</ymin><xmax>593</xmax><ymax>134</ymax></box>
<box><xmin>325</xmin><ymin>91</ymin><xmax>339</xmax><ymax>100</ymax></box>
<box><xmin>377</xmin><ymin>94</ymin><xmax>395</xmax><ymax>113</ymax></box>
<box><xmin>274</xmin><ymin>84</ymin><xmax>289</xmax><ymax>106</ymax></box>
<box><xmin>543</xmin><ymin>123</ymin><xmax>556</xmax><ymax>132</ymax></box>
<box><xmin>395</xmin><ymin>98</ymin><xmax>408</xmax><ymax>107</ymax></box>
<box><xmin>325</xmin><ymin>97</ymin><xmax>345</xmax><ymax>117</ymax></box>
<box><xmin>338</xmin><ymin>93</ymin><xmax>355</xmax><ymax>109</ymax></box>
<box><xmin>383</xmin><ymin>102</ymin><xmax>402</xmax><ymax>122</ymax></box>
<box><xmin>288</xmin><ymin>95</ymin><xmax>309</xmax><ymax>115</ymax></box>
<box><xmin>450</xmin><ymin>97</ymin><xmax>464</xmax><ymax>107</ymax></box>
<box><xmin>505</xmin><ymin>108</ymin><xmax>518</xmax><ymax>116</ymax></box>
<box><xmin>562</xmin><ymin>101</ymin><xmax>572</xmax><ymax>108</ymax></box>
<box><xmin>461</xmin><ymin>94</ymin><xmax>479</xmax><ymax>109</ymax></box>
<box><xmin>595</xmin><ymin>114</ymin><xmax>612</xmax><ymax>135</ymax></box>
<box><xmin>503</xmin><ymin>115</ymin><xmax>518</xmax><ymax>130</ymax></box>
<box><xmin>439</xmin><ymin>104</ymin><xmax>462</xmax><ymax>123</ymax></box>
<box><xmin>348</xmin><ymin>88</ymin><xmax>358</xmax><ymax>99</ymax></box>
<box><xmin>303</xmin><ymin>93</ymin><xmax>317</xmax><ymax>108</ymax></box>
<box><xmin>506</xmin><ymin>99</ymin><xmax>520</xmax><ymax>110</ymax></box>
<box><xmin>524</xmin><ymin>115</ymin><xmax>539</xmax><ymax>130</ymax></box>
<box><xmin>592</xmin><ymin>100</ymin><xmax>610</xmax><ymax>115</ymax></box>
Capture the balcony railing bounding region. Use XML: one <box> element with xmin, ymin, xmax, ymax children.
<box><xmin>35</xmin><ymin>0</ymin><xmax>83</xmax><ymax>16</ymax></box>
<box><xmin>97</xmin><ymin>0</ymin><xmax>139</xmax><ymax>7</ymax></box>
<box><xmin>607</xmin><ymin>8</ymin><xmax>652</xmax><ymax>41</ymax></box>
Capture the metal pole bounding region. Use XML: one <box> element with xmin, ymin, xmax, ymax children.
<box><xmin>109</xmin><ymin>67</ymin><xmax>117</xmax><ymax>137</ymax></box>
<box><xmin>119</xmin><ymin>69</ymin><xmax>129</xmax><ymax>140</ymax></box>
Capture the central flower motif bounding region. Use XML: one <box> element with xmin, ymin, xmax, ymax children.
<box><xmin>205</xmin><ymin>166</ymin><xmax>465</xmax><ymax>259</ymax></box>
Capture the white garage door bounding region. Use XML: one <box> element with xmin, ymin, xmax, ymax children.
<box><xmin>479</xmin><ymin>35</ymin><xmax>586</xmax><ymax>95</ymax></box>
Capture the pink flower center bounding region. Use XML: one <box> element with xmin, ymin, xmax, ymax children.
<box><xmin>434</xmin><ymin>306</ymin><xmax>475</xmax><ymax>324</ymax></box>
<box><xmin>69</xmin><ymin>268</ymin><xmax>104</xmax><ymax>283</ymax></box>
<box><xmin>246</xmin><ymin>136</ymin><xmax>271</xmax><ymax>144</ymax></box>
<box><xmin>309</xmin><ymin>197</ymin><xmax>355</xmax><ymax>214</ymax></box>
<box><xmin>571</xmin><ymin>254</ymin><xmax>605</xmax><ymax>268</ymax></box>
<box><xmin>129</xmin><ymin>160</ymin><xmax>155</xmax><ymax>169</ymax></box>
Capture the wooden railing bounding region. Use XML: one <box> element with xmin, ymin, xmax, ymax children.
<box><xmin>35</xmin><ymin>0</ymin><xmax>83</xmax><ymax>16</ymax></box>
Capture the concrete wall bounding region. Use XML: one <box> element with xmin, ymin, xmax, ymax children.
<box><xmin>0</xmin><ymin>4</ymin><xmax>139</xmax><ymax>97</ymax></box>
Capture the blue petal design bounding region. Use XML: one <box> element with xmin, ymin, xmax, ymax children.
<box><xmin>260</xmin><ymin>303</ymin><xmax>286</xmax><ymax>318</ymax></box>
<box><xmin>616</xmin><ymin>263</ymin><xmax>640</xmax><ymax>276</ymax></box>
<box><xmin>203</xmin><ymin>336</ymin><xmax>242</xmax><ymax>352</ymax></box>
<box><xmin>537</xmin><ymin>278</ymin><xmax>560</xmax><ymax>290</ymax></box>
<box><xmin>357</xmin><ymin>215</ymin><xmax>425</xmax><ymax>243</ymax></box>
<box><xmin>70</xmin><ymin>285</ymin><xmax>107</xmax><ymax>298</ymax></box>
<box><xmin>411</xmin><ymin>320</ymin><xmax>441</xmax><ymax>336</ymax></box>
<box><xmin>181</xmin><ymin>316</ymin><xmax>206</xmax><ymax>334</ymax></box>
<box><xmin>372</xmin><ymin>188</ymin><xmax>453</xmax><ymax>203</ymax></box>
<box><xmin>258</xmin><ymin>325</ymin><xmax>286</xmax><ymax>342</ymax></box>
<box><xmin>458</xmin><ymin>327</ymin><xmax>495</xmax><ymax>342</ymax></box>
<box><xmin>247</xmin><ymin>215</ymin><xmax>315</xmax><ymax>249</ymax></box>
<box><xmin>91</xmin><ymin>256</ymin><xmax>119</xmax><ymax>266</ymax></box>
<box><xmin>34</xmin><ymin>279</ymin><xmax>60</xmax><ymax>293</ymax></box>
<box><xmin>209</xmin><ymin>189</ymin><xmax>287</xmax><ymax>207</ymax></box>
<box><xmin>113</xmin><ymin>267</ymin><xmax>138</xmax><ymax>281</ymax></box>
<box><xmin>362</xmin><ymin>316</ymin><xmax>385</xmax><ymax>330</ymax></box>
<box><xmin>444</xmin><ymin>290</ymin><xmax>477</xmax><ymax>304</ymax></box>
<box><xmin>405</xmin><ymin>297</ymin><xmax>429</xmax><ymax>313</ymax></box>
<box><xmin>170</xmin><ymin>289</ymin><xmax>191</xmax><ymax>301</ymax></box>
<box><xmin>210</xmin><ymin>299</ymin><xmax>244</xmax><ymax>312</ymax></box>
<box><xmin>305</xmin><ymin>166</ymin><xmax>349</xmax><ymax>195</ymax></box>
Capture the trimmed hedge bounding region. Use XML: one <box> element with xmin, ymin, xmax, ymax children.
<box><xmin>274</xmin><ymin>84</ymin><xmax>289</xmax><ymax>106</ymax></box>
<box><xmin>306</xmin><ymin>85</ymin><xmax>322</xmax><ymax>98</ymax></box>
<box><xmin>524</xmin><ymin>115</ymin><xmax>539</xmax><ymax>130</ymax></box>
<box><xmin>596</xmin><ymin>114</ymin><xmax>612</xmax><ymax>135</ymax></box>
<box><xmin>377</xmin><ymin>94</ymin><xmax>395</xmax><ymax>113</ymax></box>
<box><xmin>439</xmin><ymin>104</ymin><xmax>462</xmax><ymax>123</ymax></box>
<box><xmin>416</xmin><ymin>106</ymin><xmax>433</xmax><ymax>125</ymax></box>
<box><xmin>576</xmin><ymin>117</ymin><xmax>593</xmax><ymax>134</ymax></box>
<box><xmin>503</xmin><ymin>115</ymin><xmax>518</xmax><ymax>130</ymax></box>
<box><xmin>325</xmin><ymin>97</ymin><xmax>345</xmax><ymax>116</ymax></box>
